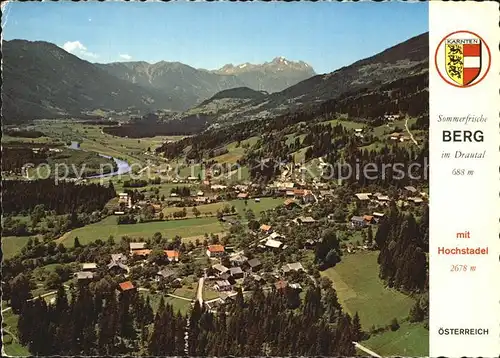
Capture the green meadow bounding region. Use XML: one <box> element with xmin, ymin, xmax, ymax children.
<box><xmin>320</xmin><ymin>251</ymin><xmax>415</xmax><ymax>329</ymax></box>
<box><xmin>2</xmin><ymin>236</ymin><xmax>31</xmax><ymax>260</ymax></box>
<box><xmin>362</xmin><ymin>321</ymin><xmax>429</xmax><ymax>357</ymax></box>
<box><xmin>57</xmin><ymin>216</ymin><xmax>227</xmax><ymax>247</ymax></box>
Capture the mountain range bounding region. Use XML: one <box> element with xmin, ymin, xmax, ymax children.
<box><xmin>189</xmin><ymin>33</ymin><xmax>428</xmax><ymax>126</ymax></box>
<box><xmin>93</xmin><ymin>61</ymin><xmax>245</xmax><ymax>109</ymax></box>
<box><xmin>213</xmin><ymin>57</ymin><xmax>315</xmax><ymax>93</ymax></box>
<box><xmin>2</xmin><ymin>40</ymin><xmax>315</xmax><ymax>122</ymax></box>
<box><xmin>2</xmin><ymin>33</ymin><xmax>427</xmax><ymax>124</ymax></box>
<box><xmin>95</xmin><ymin>57</ymin><xmax>315</xmax><ymax>102</ymax></box>
<box><xmin>2</xmin><ymin>40</ymin><xmax>188</xmax><ymax>122</ymax></box>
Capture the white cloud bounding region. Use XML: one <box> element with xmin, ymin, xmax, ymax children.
<box><xmin>63</xmin><ymin>41</ymin><xmax>87</xmax><ymax>53</ymax></box>
<box><xmin>62</xmin><ymin>41</ymin><xmax>99</xmax><ymax>59</ymax></box>
<box><xmin>119</xmin><ymin>54</ymin><xmax>132</xmax><ymax>60</ymax></box>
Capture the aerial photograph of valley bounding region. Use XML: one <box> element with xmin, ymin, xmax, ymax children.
<box><xmin>1</xmin><ymin>1</ymin><xmax>429</xmax><ymax>357</ymax></box>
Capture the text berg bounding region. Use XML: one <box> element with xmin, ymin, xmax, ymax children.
<box><xmin>442</xmin><ymin>130</ymin><xmax>483</xmax><ymax>142</ymax></box>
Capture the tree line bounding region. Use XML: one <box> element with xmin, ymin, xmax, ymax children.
<box><xmin>375</xmin><ymin>203</ymin><xmax>428</xmax><ymax>292</ymax></box>
<box><xmin>187</xmin><ymin>285</ymin><xmax>360</xmax><ymax>356</ymax></box>
<box><xmin>103</xmin><ymin>114</ymin><xmax>211</xmax><ymax>138</ymax></box>
<box><xmin>319</xmin><ymin>71</ymin><xmax>428</xmax><ymax>120</ymax></box>
<box><xmin>323</xmin><ymin>140</ymin><xmax>429</xmax><ymax>188</ymax></box>
<box><xmin>2</xmin><ymin>147</ymin><xmax>48</xmax><ymax>172</ymax></box>
<box><xmin>5</xmin><ymin>129</ymin><xmax>46</xmax><ymax>138</ymax></box>
<box><xmin>2</xmin><ymin>179</ymin><xmax>116</xmax><ymax>214</ymax></box>
<box><xmin>16</xmin><ymin>281</ymin><xmax>361</xmax><ymax>356</ymax></box>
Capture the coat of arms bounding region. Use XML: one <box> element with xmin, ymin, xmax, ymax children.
<box><xmin>435</xmin><ymin>30</ymin><xmax>490</xmax><ymax>88</ymax></box>
<box><xmin>445</xmin><ymin>38</ymin><xmax>481</xmax><ymax>86</ymax></box>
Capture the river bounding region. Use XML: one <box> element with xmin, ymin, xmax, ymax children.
<box><xmin>68</xmin><ymin>141</ymin><xmax>132</xmax><ymax>178</ymax></box>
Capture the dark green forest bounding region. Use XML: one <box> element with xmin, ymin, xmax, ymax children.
<box><xmin>2</xmin><ymin>179</ymin><xmax>116</xmax><ymax>214</ymax></box>
<box><xmin>16</xmin><ymin>282</ymin><xmax>360</xmax><ymax>356</ymax></box>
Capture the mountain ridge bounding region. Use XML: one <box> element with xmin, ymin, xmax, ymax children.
<box><xmin>1</xmin><ymin>39</ymin><xmax>315</xmax><ymax>122</ymax></box>
<box><xmin>94</xmin><ymin>60</ymin><xmax>246</xmax><ymax>108</ymax></box>
<box><xmin>96</xmin><ymin>57</ymin><xmax>316</xmax><ymax>103</ymax></box>
<box><xmin>212</xmin><ymin>56</ymin><xmax>316</xmax><ymax>93</ymax></box>
<box><xmin>211</xmin><ymin>32</ymin><xmax>429</xmax><ymax>125</ymax></box>
<box><xmin>2</xmin><ymin>39</ymin><xmax>189</xmax><ymax>123</ymax></box>
<box><xmin>2</xmin><ymin>33</ymin><xmax>427</xmax><ymax>124</ymax></box>
<box><xmin>181</xmin><ymin>87</ymin><xmax>268</xmax><ymax>117</ymax></box>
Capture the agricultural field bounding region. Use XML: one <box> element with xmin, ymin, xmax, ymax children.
<box><xmin>56</xmin><ymin>216</ymin><xmax>227</xmax><ymax>247</ymax></box>
<box><xmin>175</xmin><ymin>163</ymin><xmax>251</xmax><ymax>183</ymax></box>
<box><xmin>172</xmin><ymin>286</ymin><xmax>198</xmax><ymax>300</ymax></box>
<box><xmin>337</xmin><ymin>228</ymin><xmax>370</xmax><ymax>247</ymax></box>
<box><xmin>323</xmin><ymin>118</ymin><xmax>365</xmax><ymax>131</ymax></box>
<box><xmin>371</xmin><ymin>117</ymin><xmax>417</xmax><ymax>139</ymax></box>
<box><xmin>141</xmin><ymin>182</ymin><xmax>197</xmax><ymax>198</ymax></box>
<box><xmin>22</xmin><ymin>119</ymin><xmax>183</xmax><ymax>166</ymax></box>
<box><xmin>2</xmin><ymin>236</ymin><xmax>31</xmax><ymax>260</ymax></box>
<box><xmin>163</xmin><ymin>198</ymin><xmax>283</xmax><ymax>219</ymax></box>
<box><xmin>162</xmin><ymin>202</ymin><xmax>225</xmax><ymax>218</ymax></box>
<box><xmin>140</xmin><ymin>291</ymin><xmax>193</xmax><ymax>316</ymax></box>
<box><xmin>164</xmin><ymin>296</ymin><xmax>193</xmax><ymax>315</ymax></box>
<box><xmin>320</xmin><ymin>251</ymin><xmax>415</xmax><ymax>329</ymax></box>
<box><xmin>211</xmin><ymin>136</ymin><xmax>260</xmax><ymax>164</ymax></box>
<box><xmin>291</xmin><ymin>146</ymin><xmax>311</xmax><ymax>164</ymax></box>
<box><xmin>223</xmin><ymin>165</ymin><xmax>250</xmax><ymax>182</ymax></box>
<box><xmin>178</xmin><ymin>163</ymin><xmax>204</xmax><ymax>178</ymax></box>
<box><xmin>2</xmin><ymin>134</ymin><xmax>57</xmax><ymax>145</ymax></box>
<box><xmin>229</xmin><ymin>198</ymin><xmax>283</xmax><ymax>217</ymax></box>
<box><xmin>203</xmin><ymin>287</ymin><xmax>220</xmax><ymax>301</ymax></box>
<box><xmin>362</xmin><ymin>321</ymin><xmax>429</xmax><ymax>357</ymax></box>
<box><xmin>103</xmin><ymin>177</ymin><xmax>195</xmax><ymax>198</ymax></box>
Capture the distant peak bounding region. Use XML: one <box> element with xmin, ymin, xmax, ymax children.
<box><xmin>215</xmin><ymin>57</ymin><xmax>315</xmax><ymax>75</ymax></box>
<box><xmin>272</xmin><ymin>56</ymin><xmax>287</xmax><ymax>63</ymax></box>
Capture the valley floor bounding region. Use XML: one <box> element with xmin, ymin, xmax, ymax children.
<box><xmin>2</xmin><ymin>115</ymin><xmax>429</xmax><ymax>357</ymax></box>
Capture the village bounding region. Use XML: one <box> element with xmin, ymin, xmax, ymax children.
<box><xmin>64</xmin><ymin>167</ymin><xmax>428</xmax><ymax>314</ymax></box>
<box><xmin>3</xmin><ymin>112</ymin><xmax>429</xmax><ymax>323</ymax></box>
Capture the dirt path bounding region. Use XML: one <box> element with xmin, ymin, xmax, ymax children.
<box><xmin>55</xmin><ymin>231</ymin><xmax>71</xmax><ymax>244</ymax></box>
<box><xmin>353</xmin><ymin>342</ymin><xmax>382</xmax><ymax>357</ymax></box>
<box><xmin>405</xmin><ymin>117</ymin><xmax>419</xmax><ymax>146</ymax></box>
<box><xmin>196</xmin><ymin>277</ymin><xmax>204</xmax><ymax>306</ymax></box>
<box><xmin>168</xmin><ymin>293</ymin><xmax>194</xmax><ymax>302</ymax></box>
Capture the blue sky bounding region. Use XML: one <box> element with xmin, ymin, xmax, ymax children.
<box><xmin>2</xmin><ymin>1</ymin><xmax>428</xmax><ymax>74</ymax></box>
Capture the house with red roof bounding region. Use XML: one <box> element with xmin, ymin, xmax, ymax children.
<box><xmin>164</xmin><ymin>250</ymin><xmax>180</xmax><ymax>262</ymax></box>
<box><xmin>118</xmin><ymin>281</ymin><xmax>136</xmax><ymax>293</ymax></box>
<box><xmin>206</xmin><ymin>244</ymin><xmax>225</xmax><ymax>258</ymax></box>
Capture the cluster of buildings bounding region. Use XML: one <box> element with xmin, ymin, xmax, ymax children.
<box><xmin>350</xmin><ymin>213</ymin><xmax>384</xmax><ymax>228</ymax></box>
<box><xmin>350</xmin><ymin>186</ymin><xmax>427</xmax><ymax>229</ymax></box>
<box><xmin>383</xmin><ymin>114</ymin><xmax>401</xmax><ymax>121</ymax></box>
<box><xmin>354</xmin><ymin>186</ymin><xmax>427</xmax><ymax>207</ymax></box>
<box><xmin>207</xmin><ymin>248</ymin><xmax>262</xmax><ymax>292</ymax></box>
<box><xmin>74</xmin><ymin>263</ymin><xmax>98</xmax><ymax>281</ymax></box>
<box><xmin>129</xmin><ymin>242</ymin><xmax>180</xmax><ymax>262</ymax></box>
<box><xmin>388</xmin><ymin>132</ymin><xmax>412</xmax><ymax>142</ymax></box>
<box><xmin>72</xmin><ymin>242</ymin><xmax>182</xmax><ymax>283</ymax></box>
<box><xmin>72</xmin><ymin>241</ymin><xmax>185</xmax><ymax>295</ymax></box>
<box><xmin>206</xmin><ymin>244</ymin><xmax>307</xmax><ymax>298</ymax></box>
